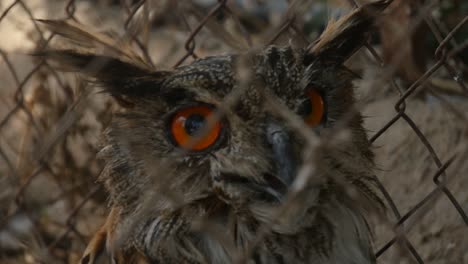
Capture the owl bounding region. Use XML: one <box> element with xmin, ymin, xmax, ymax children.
<box><xmin>39</xmin><ymin>1</ymin><xmax>389</xmax><ymax>263</ymax></box>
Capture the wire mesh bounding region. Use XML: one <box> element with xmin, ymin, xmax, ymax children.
<box><xmin>0</xmin><ymin>0</ymin><xmax>467</xmax><ymax>263</ymax></box>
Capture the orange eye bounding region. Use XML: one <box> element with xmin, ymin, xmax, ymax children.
<box><xmin>170</xmin><ymin>105</ymin><xmax>223</xmax><ymax>151</ymax></box>
<box><xmin>300</xmin><ymin>89</ymin><xmax>325</xmax><ymax>126</ymax></box>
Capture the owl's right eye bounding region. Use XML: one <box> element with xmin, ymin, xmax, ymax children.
<box><xmin>169</xmin><ymin>105</ymin><xmax>223</xmax><ymax>152</ymax></box>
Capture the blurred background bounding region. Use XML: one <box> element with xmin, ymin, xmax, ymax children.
<box><xmin>0</xmin><ymin>0</ymin><xmax>467</xmax><ymax>263</ymax></box>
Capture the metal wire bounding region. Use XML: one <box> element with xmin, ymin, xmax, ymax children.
<box><xmin>0</xmin><ymin>0</ymin><xmax>466</xmax><ymax>263</ymax></box>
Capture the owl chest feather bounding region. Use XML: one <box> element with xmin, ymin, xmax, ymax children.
<box><xmin>130</xmin><ymin>194</ymin><xmax>374</xmax><ymax>264</ymax></box>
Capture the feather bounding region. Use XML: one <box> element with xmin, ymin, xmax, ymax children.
<box><xmin>36</xmin><ymin>19</ymin><xmax>152</xmax><ymax>70</ymax></box>
<box><xmin>309</xmin><ymin>0</ymin><xmax>392</xmax><ymax>64</ymax></box>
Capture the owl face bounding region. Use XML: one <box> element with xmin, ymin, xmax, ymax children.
<box><xmin>96</xmin><ymin>44</ymin><xmax>376</xmax><ymax>217</ymax></box>
<box><xmin>40</xmin><ymin>2</ymin><xmax>385</xmax><ymax>211</ymax></box>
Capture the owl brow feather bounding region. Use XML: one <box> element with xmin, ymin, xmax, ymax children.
<box><xmin>35</xmin><ymin>19</ymin><xmax>151</xmax><ymax>69</ymax></box>
<box><xmin>35</xmin><ymin>49</ymin><xmax>184</xmax><ymax>101</ymax></box>
<box><xmin>307</xmin><ymin>0</ymin><xmax>391</xmax><ymax>65</ymax></box>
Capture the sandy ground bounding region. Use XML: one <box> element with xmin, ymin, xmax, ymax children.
<box><xmin>363</xmin><ymin>95</ymin><xmax>468</xmax><ymax>264</ymax></box>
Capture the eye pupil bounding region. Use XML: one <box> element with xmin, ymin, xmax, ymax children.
<box><xmin>301</xmin><ymin>89</ymin><xmax>325</xmax><ymax>126</ymax></box>
<box><xmin>298</xmin><ymin>99</ymin><xmax>312</xmax><ymax>117</ymax></box>
<box><xmin>185</xmin><ymin>114</ymin><xmax>205</xmax><ymax>135</ymax></box>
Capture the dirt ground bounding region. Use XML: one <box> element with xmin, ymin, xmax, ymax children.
<box><xmin>363</xmin><ymin>93</ymin><xmax>468</xmax><ymax>264</ymax></box>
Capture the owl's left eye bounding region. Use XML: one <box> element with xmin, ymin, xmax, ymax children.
<box><xmin>169</xmin><ymin>105</ymin><xmax>223</xmax><ymax>151</ymax></box>
<box><xmin>298</xmin><ymin>89</ymin><xmax>325</xmax><ymax>126</ymax></box>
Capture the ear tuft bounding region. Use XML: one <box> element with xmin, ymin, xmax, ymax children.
<box><xmin>35</xmin><ymin>19</ymin><xmax>150</xmax><ymax>69</ymax></box>
<box><xmin>308</xmin><ymin>0</ymin><xmax>391</xmax><ymax>64</ymax></box>
<box><xmin>35</xmin><ymin>49</ymin><xmax>170</xmax><ymax>100</ymax></box>
<box><xmin>35</xmin><ymin>49</ymin><xmax>150</xmax><ymax>80</ymax></box>
<box><xmin>33</xmin><ymin>20</ymin><xmax>171</xmax><ymax>102</ymax></box>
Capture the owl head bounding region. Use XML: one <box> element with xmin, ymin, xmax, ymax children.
<box><xmin>40</xmin><ymin>1</ymin><xmax>388</xmax><ymax>262</ymax></box>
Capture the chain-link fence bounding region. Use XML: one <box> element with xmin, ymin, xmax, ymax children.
<box><xmin>0</xmin><ymin>0</ymin><xmax>467</xmax><ymax>263</ymax></box>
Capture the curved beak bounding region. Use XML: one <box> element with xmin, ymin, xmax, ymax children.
<box><xmin>266</xmin><ymin>122</ymin><xmax>297</xmax><ymax>186</ymax></box>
